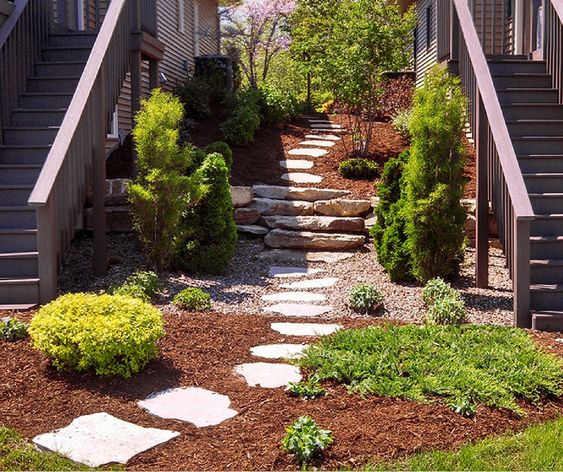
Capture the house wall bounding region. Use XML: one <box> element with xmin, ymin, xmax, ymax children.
<box><xmin>415</xmin><ymin>0</ymin><xmax>438</xmax><ymax>87</ymax></box>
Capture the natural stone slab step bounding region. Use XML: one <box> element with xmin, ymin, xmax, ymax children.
<box><xmin>253</xmin><ymin>185</ymin><xmax>351</xmax><ymax>202</ymax></box>
<box><xmin>251</xmin><ymin>198</ymin><xmax>314</xmax><ymax>216</ymax></box>
<box><xmin>308</xmin><ymin>119</ymin><xmax>334</xmax><ymax>123</ymax></box>
<box><xmin>305</xmin><ymin>134</ymin><xmax>341</xmax><ymax>141</ymax></box>
<box><xmin>234</xmin><ymin>208</ymin><xmax>260</xmax><ymax>225</ymax></box>
<box><xmin>262</xmin><ymin>215</ymin><xmax>365</xmax><ymax>233</ymax></box>
<box><xmin>237</xmin><ymin>225</ymin><xmax>269</xmax><ymax>237</ymax></box>
<box><xmin>288</xmin><ymin>148</ymin><xmax>328</xmax><ymax>158</ymax></box>
<box><xmin>271</xmin><ymin>322</ymin><xmax>342</xmax><ymax>336</ymax></box>
<box><xmin>300</xmin><ymin>140</ymin><xmax>336</xmax><ymax>148</ymax></box>
<box><xmin>265</xmin><ymin>228</ymin><xmax>365</xmax><ymax>250</ymax></box>
<box><xmin>268</xmin><ymin>266</ymin><xmax>324</xmax><ymax>278</ymax></box>
<box><xmin>314</xmin><ymin>199</ymin><xmax>372</xmax><ymax>217</ymax></box>
<box><xmin>280</xmin><ymin>278</ymin><xmax>339</xmax><ymax>289</ymax></box>
<box><xmin>138</xmin><ymin>387</ymin><xmax>237</xmax><ymax>427</ymax></box>
<box><xmin>231</xmin><ymin>186</ymin><xmax>253</xmax><ymax>208</ymax></box>
<box><xmin>261</xmin><ymin>292</ymin><xmax>326</xmax><ymax>303</ymax></box>
<box><xmin>234</xmin><ymin>362</ymin><xmax>302</xmax><ymax>388</ymax></box>
<box><xmin>311</xmin><ymin>128</ymin><xmax>346</xmax><ymax>133</ymax></box>
<box><xmin>33</xmin><ymin>413</ymin><xmax>179</xmax><ymax>467</ymax></box>
<box><xmin>258</xmin><ymin>249</ymin><xmax>356</xmax><ymax>263</ymax></box>
<box><xmin>250</xmin><ymin>343</ymin><xmax>309</xmax><ymax>359</ymax></box>
<box><xmin>311</xmin><ymin>123</ymin><xmax>343</xmax><ymax>129</ymax></box>
<box><xmin>281</xmin><ymin>172</ymin><xmax>323</xmax><ymax>184</ymax></box>
<box><xmin>264</xmin><ymin>303</ymin><xmax>333</xmax><ymax>317</ymax></box>
<box><xmin>280</xmin><ymin>159</ymin><xmax>314</xmax><ymax>170</ymax></box>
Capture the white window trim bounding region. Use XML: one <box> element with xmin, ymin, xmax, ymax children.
<box><xmin>107</xmin><ymin>107</ymin><xmax>119</xmax><ymax>139</ymax></box>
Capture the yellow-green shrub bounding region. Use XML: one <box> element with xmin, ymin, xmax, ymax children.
<box><xmin>29</xmin><ymin>293</ymin><xmax>165</xmax><ymax>378</ymax></box>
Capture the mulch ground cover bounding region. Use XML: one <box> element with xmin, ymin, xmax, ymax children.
<box><xmin>1</xmin><ymin>312</ymin><xmax>561</xmax><ymax>470</ymax></box>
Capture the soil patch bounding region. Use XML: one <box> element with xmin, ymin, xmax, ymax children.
<box><xmin>1</xmin><ymin>313</ymin><xmax>561</xmax><ymax>470</ymax></box>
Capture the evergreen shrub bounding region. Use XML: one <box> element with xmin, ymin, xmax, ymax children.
<box><xmin>339</xmin><ymin>158</ymin><xmax>379</xmax><ymax>180</ymax></box>
<box><xmin>109</xmin><ymin>270</ymin><xmax>163</xmax><ymax>302</ymax></box>
<box><xmin>204</xmin><ymin>141</ymin><xmax>233</xmax><ymax>171</ymax></box>
<box><xmin>173</xmin><ymin>288</ymin><xmax>212</xmax><ymax>312</ymax></box>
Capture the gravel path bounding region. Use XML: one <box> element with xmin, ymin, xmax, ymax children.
<box><xmin>59</xmin><ymin>233</ymin><xmax>514</xmax><ymax>326</ymax></box>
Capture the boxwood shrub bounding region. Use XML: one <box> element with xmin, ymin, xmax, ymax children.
<box><xmin>29</xmin><ymin>293</ymin><xmax>164</xmax><ymax>378</ymax></box>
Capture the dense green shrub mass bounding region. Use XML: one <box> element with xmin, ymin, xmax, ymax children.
<box><xmin>258</xmin><ymin>85</ymin><xmax>300</xmax><ymax>124</ymax></box>
<box><xmin>173</xmin><ymin>287</ymin><xmax>212</xmax><ymax>312</ymax></box>
<box><xmin>372</xmin><ymin>150</ymin><xmax>412</xmax><ymax>281</ymax></box>
<box><xmin>299</xmin><ymin>324</ymin><xmax>563</xmax><ymax>414</ymax></box>
<box><xmin>177</xmin><ymin>153</ymin><xmax>237</xmax><ymax>274</ymax></box>
<box><xmin>339</xmin><ymin>158</ymin><xmax>379</xmax><ymax>180</ymax></box>
<box><xmin>220</xmin><ymin>104</ymin><xmax>261</xmax><ymax>146</ymax></box>
<box><xmin>348</xmin><ymin>284</ymin><xmax>384</xmax><ymax>314</ymax></box>
<box><xmin>0</xmin><ymin>317</ymin><xmax>27</xmax><ymax>341</ymax></box>
<box><xmin>175</xmin><ymin>76</ymin><xmax>212</xmax><ymax>120</ymax></box>
<box><xmin>29</xmin><ymin>293</ymin><xmax>164</xmax><ymax>378</ymax></box>
<box><xmin>109</xmin><ymin>270</ymin><xmax>162</xmax><ymax>302</ymax></box>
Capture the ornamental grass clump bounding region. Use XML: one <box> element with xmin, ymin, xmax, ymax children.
<box><xmin>281</xmin><ymin>416</ymin><xmax>333</xmax><ymax>465</ymax></box>
<box><xmin>29</xmin><ymin>293</ymin><xmax>164</xmax><ymax>378</ymax></box>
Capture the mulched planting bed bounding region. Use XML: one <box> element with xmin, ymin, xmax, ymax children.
<box><xmin>1</xmin><ymin>312</ymin><xmax>561</xmax><ymax>470</ymax></box>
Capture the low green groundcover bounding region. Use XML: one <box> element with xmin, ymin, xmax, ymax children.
<box><xmin>369</xmin><ymin>416</ymin><xmax>563</xmax><ymax>471</ymax></box>
<box><xmin>298</xmin><ymin>324</ymin><xmax>563</xmax><ymax>414</ymax></box>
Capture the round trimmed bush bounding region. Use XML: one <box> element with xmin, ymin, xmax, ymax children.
<box><xmin>349</xmin><ymin>284</ymin><xmax>384</xmax><ymax>314</ymax></box>
<box><xmin>173</xmin><ymin>287</ymin><xmax>212</xmax><ymax>312</ymax></box>
<box><xmin>339</xmin><ymin>158</ymin><xmax>379</xmax><ymax>180</ymax></box>
<box><xmin>29</xmin><ymin>293</ymin><xmax>165</xmax><ymax>378</ymax></box>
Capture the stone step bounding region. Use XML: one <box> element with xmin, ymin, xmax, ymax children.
<box><xmin>234</xmin><ymin>363</ymin><xmax>302</xmax><ymax>388</ymax></box>
<box><xmin>314</xmin><ymin>199</ymin><xmax>372</xmax><ymax>217</ymax></box>
<box><xmin>261</xmin><ymin>292</ymin><xmax>327</xmax><ymax>302</ymax></box>
<box><xmin>300</xmin><ymin>140</ymin><xmax>336</xmax><ymax>148</ymax></box>
<box><xmin>262</xmin><ymin>215</ymin><xmax>365</xmax><ymax>233</ymax></box>
<box><xmin>280</xmin><ymin>159</ymin><xmax>314</xmax><ymax>170</ymax></box>
<box><xmin>271</xmin><ymin>322</ymin><xmax>342</xmax><ymax>336</ymax></box>
<box><xmin>258</xmin><ymin>249</ymin><xmax>356</xmax><ymax>263</ymax></box>
<box><xmin>281</xmin><ymin>172</ymin><xmax>323</xmax><ymax>184</ymax></box>
<box><xmin>264</xmin><ymin>228</ymin><xmax>365</xmax><ymax>250</ymax></box>
<box><xmin>250</xmin><ymin>344</ymin><xmax>309</xmax><ymax>359</ymax></box>
<box><xmin>267</xmin><ymin>266</ymin><xmax>324</xmax><ymax>278</ymax></box>
<box><xmin>237</xmin><ymin>225</ymin><xmax>269</xmax><ymax>237</ymax></box>
<box><xmin>253</xmin><ymin>185</ymin><xmax>351</xmax><ymax>202</ymax></box>
<box><xmin>251</xmin><ymin>198</ymin><xmax>314</xmax><ymax>216</ymax></box>
<box><xmin>280</xmin><ymin>278</ymin><xmax>339</xmax><ymax>289</ymax></box>
<box><xmin>288</xmin><ymin>148</ymin><xmax>328</xmax><ymax>158</ymax></box>
<box><xmin>305</xmin><ymin>134</ymin><xmax>341</xmax><ymax>141</ymax></box>
<box><xmin>264</xmin><ymin>303</ymin><xmax>333</xmax><ymax>317</ymax></box>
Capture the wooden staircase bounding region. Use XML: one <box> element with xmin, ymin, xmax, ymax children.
<box><xmin>0</xmin><ymin>32</ymin><xmax>96</xmax><ymax>309</ymax></box>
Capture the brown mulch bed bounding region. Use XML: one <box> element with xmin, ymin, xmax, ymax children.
<box><xmin>2</xmin><ymin>312</ymin><xmax>562</xmax><ymax>470</ymax></box>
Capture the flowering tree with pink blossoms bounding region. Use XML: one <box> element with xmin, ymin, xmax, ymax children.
<box><xmin>221</xmin><ymin>0</ymin><xmax>296</xmax><ymax>88</ymax></box>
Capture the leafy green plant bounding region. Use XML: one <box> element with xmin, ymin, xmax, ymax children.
<box><xmin>422</xmin><ymin>278</ymin><xmax>457</xmax><ymax>306</ymax></box>
<box><xmin>299</xmin><ymin>324</ymin><xmax>563</xmax><ymax>415</ymax></box>
<box><xmin>204</xmin><ymin>141</ymin><xmax>233</xmax><ymax>171</ymax></box>
<box><xmin>173</xmin><ymin>287</ymin><xmax>212</xmax><ymax>312</ymax></box>
<box><xmin>281</xmin><ymin>416</ymin><xmax>333</xmax><ymax>465</ymax></box>
<box><xmin>258</xmin><ymin>85</ymin><xmax>300</xmax><ymax>124</ymax></box>
<box><xmin>287</xmin><ymin>376</ymin><xmax>326</xmax><ymax>400</ymax></box>
<box><xmin>392</xmin><ymin>109</ymin><xmax>411</xmax><ymax>138</ymax></box>
<box><xmin>339</xmin><ymin>158</ymin><xmax>379</xmax><ymax>180</ymax></box>
<box><xmin>0</xmin><ymin>317</ymin><xmax>27</xmax><ymax>341</ymax></box>
<box><xmin>109</xmin><ymin>270</ymin><xmax>162</xmax><ymax>302</ymax></box>
<box><xmin>29</xmin><ymin>293</ymin><xmax>164</xmax><ymax>378</ymax></box>
<box><xmin>220</xmin><ymin>104</ymin><xmax>261</xmax><ymax>146</ymax></box>
<box><xmin>349</xmin><ymin>284</ymin><xmax>384</xmax><ymax>314</ymax></box>
<box><xmin>426</xmin><ymin>296</ymin><xmax>467</xmax><ymax>326</ymax></box>
<box><xmin>449</xmin><ymin>398</ymin><xmax>477</xmax><ymax>417</ymax></box>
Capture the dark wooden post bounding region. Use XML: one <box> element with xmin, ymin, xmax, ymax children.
<box><xmin>475</xmin><ymin>95</ymin><xmax>489</xmax><ymax>288</ymax></box>
<box><xmin>36</xmin><ymin>200</ymin><xmax>58</xmax><ymax>303</ymax></box>
<box><xmin>149</xmin><ymin>59</ymin><xmax>159</xmax><ymax>90</ymax></box>
<box><xmin>92</xmin><ymin>71</ymin><xmax>108</xmax><ymax>276</ymax></box>
<box><xmin>514</xmin><ymin>218</ymin><xmax>531</xmax><ymax>327</ymax></box>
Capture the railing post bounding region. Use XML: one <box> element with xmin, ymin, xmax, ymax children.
<box><xmin>514</xmin><ymin>218</ymin><xmax>531</xmax><ymax>328</ymax></box>
<box><xmin>36</xmin><ymin>200</ymin><xmax>58</xmax><ymax>304</ymax></box>
<box><xmin>475</xmin><ymin>94</ymin><xmax>489</xmax><ymax>288</ymax></box>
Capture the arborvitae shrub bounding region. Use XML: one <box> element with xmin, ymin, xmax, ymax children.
<box><xmin>339</xmin><ymin>158</ymin><xmax>379</xmax><ymax>180</ymax></box>
<box><xmin>29</xmin><ymin>293</ymin><xmax>164</xmax><ymax>378</ymax></box>
<box><xmin>177</xmin><ymin>153</ymin><xmax>237</xmax><ymax>274</ymax></box>
<box><xmin>204</xmin><ymin>141</ymin><xmax>233</xmax><ymax>171</ymax></box>
<box><xmin>404</xmin><ymin>66</ymin><xmax>467</xmax><ymax>282</ymax></box>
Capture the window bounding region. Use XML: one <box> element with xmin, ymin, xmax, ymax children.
<box><xmin>178</xmin><ymin>0</ymin><xmax>185</xmax><ymax>33</ymax></box>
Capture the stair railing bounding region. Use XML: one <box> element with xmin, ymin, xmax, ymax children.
<box><xmin>544</xmin><ymin>0</ymin><xmax>563</xmax><ymax>102</ymax></box>
<box><xmin>451</xmin><ymin>0</ymin><xmax>535</xmax><ymax>326</ymax></box>
<box><xmin>28</xmin><ymin>0</ymin><xmax>137</xmax><ymax>302</ymax></box>
<box><xmin>0</xmin><ymin>0</ymin><xmax>51</xmax><ymax>144</ymax></box>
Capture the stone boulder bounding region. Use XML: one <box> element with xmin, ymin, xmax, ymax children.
<box><xmin>231</xmin><ymin>186</ymin><xmax>253</xmax><ymax>208</ymax></box>
<box><xmin>314</xmin><ymin>199</ymin><xmax>372</xmax><ymax>217</ymax></box>
<box><xmin>237</xmin><ymin>225</ymin><xmax>269</xmax><ymax>237</ymax></box>
<box><xmin>264</xmin><ymin>229</ymin><xmax>365</xmax><ymax>250</ymax></box>
<box><xmin>251</xmin><ymin>198</ymin><xmax>314</xmax><ymax>216</ymax></box>
<box><xmin>262</xmin><ymin>215</ymin><xmax>364</xmax><ymax>233</ymax></box>
<box><xmin>253</xmin><ymin>185</ymin><xmax>351</xmax><ymax>202</ymax></box>
<box><xmin>234</xmin><ymin>208</ymin><xmax>261</xmax><ymax>225</ymax></box>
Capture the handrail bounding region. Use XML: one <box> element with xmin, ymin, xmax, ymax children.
<box><xmin>453</xmin><ymin>0</ymin><xmax>534</xmax><ymax>220</ymax></box>
<box><xmin>0</xmin><ymin>0</ymin><xmax>30</xmax><ymax>47</ymax></box>
<box><xmin>545</xmin><ymin>0</ymin><xmax>563</xmax><ymax>103</ymax></box>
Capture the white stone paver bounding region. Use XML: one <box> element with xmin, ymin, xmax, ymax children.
<box><xmin>280</xmin><ymin>159</ymin><xmax>314</xmax><ymax>170</ymax></box>
<box><xmin>308</xmin><ymin>119</ymin><xmax>334</xmax><ymax>123</ymax></box>
<box><xmin>311</xmin><ymin>128</ymin><xmax>346</xmax><ymax>133</ymax></box>
<box><xmin>264</xmin><ymin>303</ymin><xmax>333</xmax><ymax>317</ymax></box>
<box><xmin>250</xmin><ymin>343</ymin><xmax>309</xmax><ymax>359</ymax></box>
<box><xmin>288</xmin><ymin>148</ymin><xmax>328</xmax><ymax>158</ymax></box>
<box><xmin>311</xmin><ymin>123</ymin><xmax>343</xmax><ymax>129</ymax></box>
<box><xmin>234</xmin><ymin>362</ymin><xmax>302</xmax><ymax>388</ymax></box>
<box><xmin>280</xmin><ymin>278</ymin><xmax>339</xmax><ymax>289</ymax></box>
<box><xmin>271</xmin><ymin>322</ymin><xmax>342</xmax><ymax>337</ymax></box>
<box><xmin>138</xmin><ymin>387</ymin><xmax>238</xmax><ymax>428</ymax></box>
<box><xmin>305</xmin><ymin>134</ymin><xmax>341</xmax><ymax>141</ymax></box>
<box><xmin>32</xmin><ymin>413</ymin><xmax>179</xmax><ymax>467</ymax></box>
<box><xmin>268</xmin><ymin>266</ymin><xmax>324</xmax><ymax>278</ymax></box>
<box><xmin>300</xmin><ymin>140</ymin><xmax>336</xmax><ymax>148</ymax></box>
<box><xmin>281</xmin><ymin>172</ymin><xmax>323</xmax><ymax>184</ymax></box>
<box><xmin>261</xmin><ymin>292</ymin><xmax>326</xmax><ymax>303</ymax></box>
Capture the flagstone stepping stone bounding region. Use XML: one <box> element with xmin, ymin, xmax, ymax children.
<box><xmin>311</xmin><ymin>128</ymin><xmax>347</xmax><ymax>133</ymax></box>
<box><xmin>258</xmin><ymin>249</ymin><xmax>355</xmax><ymax>264</ymax></box>
<box><xmin>138</xmin><ymin>387</ymin><xmax>237</xmax><ymax>427</ymax></box>
<box><xmin>250</xmin><ymin>343</ymin><xmax>309</xmax><ymax>359</ymax></box>
<box><xmin>265</xmin><ymin>229</ymin><xmax>365</xmax><ymax>250</ymax></box>
<box><xmin>314</xmin><ymin>199</ymin><xmax>372</xmax><ymax>217</ymax></box>
<box><xmin>308</xmin><ymin>119</ymin><xmax>334</xmax><ymax>123</ymax></box>
<box><xmin>268</xmin><ymin>266</ymin><xmax>324</xmax><ymax>278</ymax></box>
<box><xmin>280</xmin><ymin>159</ymin><xmax>314</xmax><ymax>170</ymax></box>
<box><xmin>264</xmin><ymin>303</ymin><xmax>333</xmax><ymax>317</ymax></box>
<box><xmin>271</xmin><ymin>322</ymin><xmax>342</xmax><ymax>336</ymax></box>
<box><xmin>237</xmin><ymin>225</ymin><xmax>269</xmax><ymax>237</ymax></box>
<box><xmin>280</xmin><ymin>277</ymin><xmax>339</xmax><ymax>289</ymax></box>
<box><xmin>281</xmin><ymin>172</ymin><xmax>323</xmax><ymax>184</ymax></box>
<box><xmin>288</xmin><ymin>148</ymin><xmax>328</xmax><ymax>158</ymax></box>
<box><xmin>263</xmin><ymin>215</ymin><xmax>365</xmax><ymax>233</ymax></box>
<box><xmin>305</xmin><ymin>134</ymin><xmax>341</xmax><ymax>141</ymax></box>
<box><xmin>261</xmin><ymin>292</ymin><xmax>326</xmax><ymax>302</ymax></box>
<box><xmin>311</xmin><ymin>123</ymin><xmax>343</xmax><ymax>129</ymax></box>
<box><xmin>234</xmin><ymin>362</ymin><xmax>302</xmax><ymax>388</ymax></box>
<box><xmin>253</xmin><ymin>185</ymin><xmax>350</xmax><ymax>202</ymax></box>
<box><xmin>32</xmin><ymin>413</ymin><xmax>179</xmax><ymax>467</ymax></box>
<box><xmin>251</xmin><ymin>197</ymin><xmax>314</xmax><ymax>216</ymax></box>
<box><xmin>300</xmin><ymin>140</ymin><xmax>336</xmax><ymax>148</ymax></box>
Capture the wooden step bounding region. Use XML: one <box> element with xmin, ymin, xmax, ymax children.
<box><xmin>531</xmin><ymin>310</ymin><xmax>563</xmax><ymax>331</ymax></box>
<box><xmin>0</xmin><ymin>277</ymin><xmax>39</xmax><ymax>306</ymax></box>
<box><xmin>12</xmin><ymin>108</ymin><xmax>67</xmax><ymax>127</ymax></box>
<box><xmin>27</xmin><ymin>76</ymin><xmax>80</xmax><ymax>93</ymax></box>
<box><xmin>0</xmin><ymin>252</ymin><xmax>38</xmax><ymax>277</ymax></box>
<box><xmin>19</xmin><ymin>92</ymin><xmax>73</xmax><ymax>109</ymax></box>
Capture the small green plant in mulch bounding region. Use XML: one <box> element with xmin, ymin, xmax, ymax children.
<box><xmin>173</xmin><ymin>288</ymin><xmax>212</xmax><ymax>312</ymax></box>
<box><xmin>348</xmin><ymin>284</ymin><xmax>384</xmax><ymax>315</ymax></box>
<box><xmin>422</xmin><ymin>278</ymin><xmax>467</xmax><ymax>326</ymax></box>
<box><xmin>281</xmin><ymin>416</ymin><xmax>333</xmax><ymax>466</ymax></box>
<box><xmin>108</xmin><ymin>270</ymin><xmax>163</xmax><ymax>303</ymax></box>
<box><xmin>298</xmin><ymin>324</ymin><xmax>563</xmax><ymax>415</ymax></box>
<box><xmin>339</xmin><ymin>158</ymin><xmax>379</xmax><ymax>180</ymax></box>
<box><xmin>286</xmin><ymin>376</ymin><xmax>326</xmax><ymax>400</ymax></box>
<box><xmin>0</xmin><ymin>317</ymin><xmax>27</xmax><ymax>341</ymax></box>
